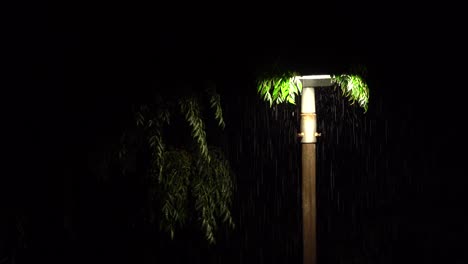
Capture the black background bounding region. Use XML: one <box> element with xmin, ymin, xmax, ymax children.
<box><xmin>3</xmin><ymin>1</ymin><xmax>467</xmax><ymax>263</ymax></box>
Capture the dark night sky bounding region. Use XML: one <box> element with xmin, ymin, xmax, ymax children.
<box><xmin>9</xmin><ymin>1</ymin><xmax>464</xmax><ymax>173</ymax></box>
<box><xmin>3</xmin><ymin>1</ymin><xmax>468</xmax><ymax>263</ymax></box>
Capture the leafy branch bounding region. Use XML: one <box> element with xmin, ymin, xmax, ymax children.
<box><xmin>206</xmin><ymin>86</ymin><xmax>226</xmax><ymax>129</ymax></box>
<box><xmin>180</xmin><ymin>97</ymin><xmax>210</xmax><ymax>163</ymax></box>
<box><xmin>193</xmin><ymin>147</ymin><xmax>235</xmax><ymax>244</ymax></box>
<box><xmin>256</xmin><ymin>70</ymin><xmax>303</xmax><ymax>106</ymax></box>
<box><xmin>159</xmin><ymin>149</ymin><xmax>191</xmax><ymax>239</ymax></box>
<box><xmin>118</xmin><ymin>85</ymin><xmax>234</xmax><ymax>245</ymax></box>
<box><xmin>256</xmin><ymin>70</ymin><xmax>370</xmax><ymax>112</ymax></box>
<box><xmin>331</xmin><ymin>74</ymin><xmax>369</xmax><ymax>112</ymax></box>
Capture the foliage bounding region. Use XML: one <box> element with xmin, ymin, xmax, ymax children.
<box><xmin>119</xmin><ymin>86</ymin><xmax>234</xmax><ymax>244</ymax></box>
<box><xmin>192</xmin><ymin>147</ymin><xmax>235</xmax><ymax>243</ymax></box>
<box><xmin>256</xmin><ymin>68</ymin><xmax>370</xmax><ymax>112</ymax></box>
<box><xmin>256</xmin><ymin>70</ymin><xmax>302</xmax><ymax>106</ymax></box>
<box><xmin>180</xmin><ymin>97</ymin><xmax>210</xmax><ymax>162</ymax></box>
<box><xmin>205</xmin><ymin>85</ymin><xmax>226</xmax><ymax>129</ymax></box>
<box><xmin>331</xmin><ymin>74</ymin><xmax>370</xmax><ymax>112</ymax></box>
<box><xmin>159</xmin><ymin>149</ymin><xmax>191</xmax><ymax>239</ymax></box>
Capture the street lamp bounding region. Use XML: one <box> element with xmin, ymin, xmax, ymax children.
<box><xmin>297</xmin><ymin>75</ymin><xmax>333</xmax><ymax>264</ymax></box>
<box><xmin>256</xmin><ymin>71</ymin><xmax>369</xmax><ymax>264</ymax></box>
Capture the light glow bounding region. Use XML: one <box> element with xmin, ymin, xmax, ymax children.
<box><xmin>301</xmin><ymin>88</ymin><xmax>316</xmax><ymax>113</ymax></box>
<box><xmin>301</xmin><ymin>87</ymin><xmax>317</xmax><ymax>143</ymax></box>
<box><xmin>297</xmin><ymin>75</ymin><xmax>332</xmax><ymax>80</ymax></box>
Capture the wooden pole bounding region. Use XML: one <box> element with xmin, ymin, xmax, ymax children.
<box><xmin>302</xmin><ymin>143</ymin><xmax>316</xmax><ymax>264</ymax></box>
<box><xmin>300</xmin><ymin>87</ymin><xmax>317</xmax><ymax>264</ymax></box>
<box><xmin>298</xmin><ymin>77</ymin><xmax>331</xmax><ymax>264</ymax></box>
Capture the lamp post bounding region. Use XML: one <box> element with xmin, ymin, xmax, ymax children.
<box><xmin>297</xmin><ymin>75</ymin><xmax>333</xmax><ymax>264</ymax></box>
<box><xmin>256</xmin><ymin>71</ymin><xmax>369</xmax><ymax>263</ymax></box>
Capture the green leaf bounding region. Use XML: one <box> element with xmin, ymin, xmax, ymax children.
<box><xmin>256</xmin><ymin>70</ymin><xmax>300</xmax><ymax>107</ymax></box>
<box><xmin>331</xmin><ymin>74</ymin><xmax>369</xmax><ymax>112</ymax></box>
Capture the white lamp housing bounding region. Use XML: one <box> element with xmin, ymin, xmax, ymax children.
<box><xmin>301</xmin><ymin>87</ymin><xmax>317</xmax><ymax>143</ymax></box>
